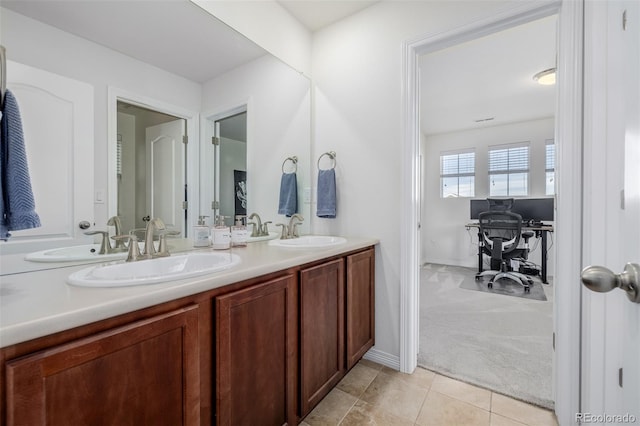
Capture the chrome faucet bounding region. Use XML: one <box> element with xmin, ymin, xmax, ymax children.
<box><xmin>142</xmin><ymin>218</ymin><xmax>166</xmax><ymax>259</ymax></box>
<box><xmin>277</xmin><ymin>214</ymin><xmax>304</xmax><ymax>239</ymax></box>
<box><xmin>248</xmin><ymin>213</ymin><xmax>272</xmax><ymax>237</ymax></box>
<box><xmin>287</xmin><ymin>214</ymin><xmax>304</xmax><ymax>238</ymax></box>
<box><xmin>248</xmin><ymin>213</ymin><xmax>263</xmax><ymax>237</ymax></box>
<box><xmin>107</xmin><ymin>216</ymin><xmax>126</xmax><ymax>250</ymax></box>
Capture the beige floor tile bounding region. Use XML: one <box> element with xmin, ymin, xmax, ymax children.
<box><xmin>359</xmin><ymin>370</ymin><xmax>429</xmax><ymax>423</ymax></box>
<box><xmin>337</xmin><ymin>363</ymin><xmax>380</xmax><ymax>398</ymax></box>
<box><xmin>416</xmin><ymin>391</ymin><xmax>491</xmax><ymax>426</ymax></box>
<box><xmin>340</xmin><ymin>400</ymin><xmax>415</xmax><ymax>426</ymax></box>
<box><xmin>430</xmin><ymin>374</ymin><xmax>492</xmax><ymax>410</ymax></box>
<box><xmin>490</xmin><ymin>413</ymin><xmax>527</xmax><ymax>426</ymax></box>
<box><xmin>303</xmin><ymin>388</ymin><xmax>358</xmax><ymax>426</ymax></box>
<box><xmin>491</xmin><ymin>393</ymin><xmax>558</xmax><ymax>426</ymax></box>
<box><xmin>380</xmin><ymin>365</ymin><xmax>436</xmax><ymax>390</ymax></box>
<box><xmin>358</xmin><ymin>358</ymin><xmax>385</xmax><ymax>371</ymax></box>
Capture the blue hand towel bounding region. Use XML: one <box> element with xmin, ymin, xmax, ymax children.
<box><xmin>316</xmin><ymin>168</ymin><xmax>336</xmax><ymax>218</ymax></box>
<box><xmin>278</xmin><ymin>172</ymin><xmax>298</xmax><ymax>217</ymax></box>
<box><xmin>1</xmin><ymin>90</ymin><xmax>41</xmax><ymax>240</ymax></box>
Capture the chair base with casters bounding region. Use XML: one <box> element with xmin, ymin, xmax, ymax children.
<box><xmin>476</xmin><ymin>265</ymin><xmax>534</xmax><ymax>292</ymax></box>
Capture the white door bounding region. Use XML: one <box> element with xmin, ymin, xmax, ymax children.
<box><xmin>145</xmin><ymin>120</ymin><xmax>185</xmax><ymax>234</ymax></box>
<box><xmin>581</xmin><ymin>0</ymin><xmax>640</xmax><ymax>420</ymax></box>
<box><xmin>1</xmin><ymin>61</ymin><xmax>94</xmax><ymax>254</ymax></box>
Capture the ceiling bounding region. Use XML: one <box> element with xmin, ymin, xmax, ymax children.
<box><xmin>420</xmin><ymin>14</ymin><xmax>558</xmax><ymax>136</ymax></box>
<box><xmin>3</xmin><ymin>1</ymin><xmax>556</xmax><ymax>136</ymax></box>
<box><xmin>277</xmin><ymin>0</ymin><xmax>379</xmax><ymax>32</ymax></box>
<box><xmin>1</xmin><ymin>0</ymin><xmax>267</xmax><ymax>83</ymax></box>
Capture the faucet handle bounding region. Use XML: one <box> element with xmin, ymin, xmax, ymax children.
<box><xmin>84</xmin><ymin>230</ymin><xmax>112</xmax><ymax>255</ymax></box>
<box><xmin>275</xmin><ymin>223</ymin><xmax>289</xmax><ymax>239</ymax></box>
<box><xmin>290</xmin><ymin>222</ymin><xmax>301</xmax><ymax>238</ymax></box>
<box><xmin>262</xmin><ymin>221</ymin><xmax>272</xmax><ymax>236</ymax></box>
<box><xmin>112</xmin><ymin>235</ymin><xmax>141</xmax><ymax>262</ymax></box>
<box><xmin>157</xmin><ymin>230</ymin><xmax>180</xmax><ymax>256</ymax></box>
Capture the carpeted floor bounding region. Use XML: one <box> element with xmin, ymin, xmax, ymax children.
<box><xmin>418</xmin><ymin>263</ymin><xmax>554</xmax><ymax>409</ymax></box>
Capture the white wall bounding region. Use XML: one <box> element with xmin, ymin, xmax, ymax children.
<box><xmin>421</xmin><ymin>118</ymin><xmax>555</xmax><ymax>274</ymax></box>
<box><xmin>1</xmin><ymin>8</ymin><xmax>202</xmax><ymax>229</ymax></box>
<box><xmin>311</xmin><ymin>0</ymin><xmax>542</xmax><ymax>364</ymax></box>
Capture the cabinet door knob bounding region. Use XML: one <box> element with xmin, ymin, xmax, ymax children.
<box><xmin>78</xmin><ymin>220</ymin><xmax>91</xmax><ymax>230</ymax></box>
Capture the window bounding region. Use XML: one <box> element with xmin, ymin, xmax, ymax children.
<box><xmin>489</xmin><ymin>143</ymin><xmax>529</xmax><ymax>196</ymax></box>
<box><xmin>546</xmin><ymin>141</ymin><xmax>555</xmax><ymax>195</ymax></box>
<box><xmin>440</xmin><ymin>150</ymin><xmax>475</xmax><ymax>198</ymax></box>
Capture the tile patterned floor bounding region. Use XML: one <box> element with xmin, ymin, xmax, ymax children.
<box><xmin>301</xmin><ymin>359</ymin><xmax>558</xmax><ymax>426</ymax></box>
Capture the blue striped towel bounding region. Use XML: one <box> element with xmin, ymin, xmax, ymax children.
<box><xmin>1</xmin><ymin>89</ymin><xmax>41</xmax><ymax>240</ymax></box>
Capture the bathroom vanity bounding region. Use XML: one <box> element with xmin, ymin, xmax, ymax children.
<box><xmin>0</xmin><ymin>237</ymin><xmax>376</xmax><ymax>425</ymax></box>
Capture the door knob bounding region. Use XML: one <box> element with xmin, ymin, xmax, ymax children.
<box><xmin>581</xmin><ymin>263</ymin><xmax>640</xmax><ymax>303</ymax></box>
<box><xmin>78</xmin><ymin>220</ymin><xmax>91</xmax><ymax>230</ymax></box>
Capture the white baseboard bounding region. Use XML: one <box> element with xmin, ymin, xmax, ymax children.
<box><xmin>363</xmin><ymin>347</ymin><xmax>400</xmax><ymax>371</ymax></box>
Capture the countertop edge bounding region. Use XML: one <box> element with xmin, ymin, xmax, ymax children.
<box><xmin>0</xmin><ymin>237</ymin><xmax>378</xmax><ymax>348</ymax></box>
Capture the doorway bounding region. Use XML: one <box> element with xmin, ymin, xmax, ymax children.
<box><xmin>201</xmin><ymin>106</ymin><xmax>248</xmax><ymax>226</ymax></box>
<box><xmin>417</xmin><ymin>15</ymin><xmax>557</xmax><ymax>408</ymax></box>
<box><xmin>107</xmin><ymin>87</ymin><xmax>199</xmax><ymax>241</ymax></box>
<box><xmin>401</xmin><ymin>2</ymin><xmax>585</xmax><ymax>424</ymax></box>
<box><xmin>116</xmin><ymin>101</ymin><xmax>187</xmax><ymax>235</ymax></box>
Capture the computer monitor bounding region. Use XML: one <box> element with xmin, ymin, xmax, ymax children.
<box><xmin>470</xmin><ymin>198</ymin><xmax>554</xmax><ymax>223</ymax></box>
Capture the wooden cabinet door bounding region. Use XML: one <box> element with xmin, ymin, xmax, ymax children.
<box><xmin>216</xmin><ymin>275</ymin><xmax>297</xmax><ymax>426</ymax></box>
<box><xmin>299</xmin><ymin>259</ymin><xmax>345</xmax><ymax>417</ymax></box>
<box><xmin>346</xmin><ymin>249</ymin><xmax>375</xmax><ymax>370</ymax></box>
<box><xmin>5</xmin><ymin>305</ymin><xmax>200</xmax><ymax>426</ymax></box>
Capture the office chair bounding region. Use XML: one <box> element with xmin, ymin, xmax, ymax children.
<box><xmin>475</xmin><ymin>210</ymin><xmax>534</xmax><ymax>292</ymax></box>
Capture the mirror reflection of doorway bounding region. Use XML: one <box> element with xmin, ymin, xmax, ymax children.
<box><xmin>116</xmin><ymin>101</ymin><xmax>187</xmax><ymax>235</ymax></box>
<box><xmin>206</xmin><ymin>109</ymin><xmax>247</xmax><ymax>225</ymax></box>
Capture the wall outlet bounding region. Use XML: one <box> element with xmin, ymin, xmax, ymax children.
<box><xmin>303</xmin><ymin>187</ymin><xmax>311</xmax><ymax>204</ymax></box>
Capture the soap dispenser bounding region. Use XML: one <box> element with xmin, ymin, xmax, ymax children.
<box><xmin>212</xmin><ymin>215</ymin><xmax>231</xmax><ymax>250</ymax></box>
<box><xmin>231</xmin><ymin>215</ymin><xmax>248</xmax><ymax>247</ymax></box>
<box><xmin>193</xmin><ymin>215</ymin><xmax>210</xmax><ymax>247</ymax></box>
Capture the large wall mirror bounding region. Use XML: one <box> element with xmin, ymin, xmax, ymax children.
<box><xmin>0</xmin><ymin>0</ymin><xmax>311</xmax><ymax>273</ymax></box>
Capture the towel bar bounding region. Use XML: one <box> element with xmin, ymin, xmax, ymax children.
<box><xmin>282</xmin><ymin>156</ymin><xmax>298</xmax><ymax>173</ymax></box>
<box><xmin>317</xmin><ymin>151</ymin><xmax>336</xmax><ymax>170</ymax></box>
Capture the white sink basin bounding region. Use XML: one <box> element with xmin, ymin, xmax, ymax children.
<box><xmin>67</xmin><ymin>252</ymin><xmax>241</xmax><ymax>287</ymax></box>
<box><xmin>25</xmin><ymin>244</ymin><xmax>130</xmax><ymax>263</ymax></box>
<box><xmin>268</xmin><ymin>235</ymin><xmax>347</xmax><ymax>248</ymax></box>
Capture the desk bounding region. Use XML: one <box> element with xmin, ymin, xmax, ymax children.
<box><xmin>465</xmin><ymin>222</ymin><xmax>554</xmax><ymax>284</ymax></box>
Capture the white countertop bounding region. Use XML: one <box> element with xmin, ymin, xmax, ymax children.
<box><xmin>0</xmin><ymin>236</ymin><xmax>378</xmax><ymax>348</ymax></box>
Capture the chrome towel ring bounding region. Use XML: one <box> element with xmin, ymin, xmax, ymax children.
<box><xmin>282</xmin><ymin>156</ymin><xmax>298</xmax><ymax>173</ymax></box>
<box><xmin>317</xmin><ymin>151</ymin><xmax>336</xmax><ymax>170</ymax></box>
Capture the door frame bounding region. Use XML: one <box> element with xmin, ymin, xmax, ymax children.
<box><xmin>400</xmin><ymin>0</ymin><xmax>584</xmax><ymax>423</ymax></box>
<box><xmin>200</xmin><ymin>100</ymin><xmax>250</xmax><ymax>222</ymax></box>
<box><xmin>107</xmin><ymin>87</ymin><xmax>199</xmax><ymax>239</ymax></box>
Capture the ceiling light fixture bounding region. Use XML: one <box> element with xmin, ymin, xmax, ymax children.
<box><xmin>533</xmin><ymin>68</ymin><xmax>556</xmax><ymax>85</ymax></box>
